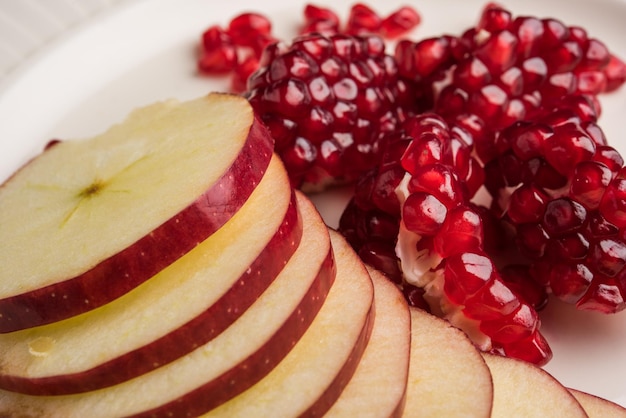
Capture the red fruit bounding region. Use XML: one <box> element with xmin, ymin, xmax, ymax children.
<box><xmin>231</xmin><ymin>55</ymin><xmax>259</xmax><ymax>93</ymax></box>
<box><xmin>246</xmin><ymin>33</ymin><xmax>416</xmax><ymax>187</ymax></box>
<box><xmin>346</xmin><ymin>3</ymin><xmax>382</xmax><ymax>35</ymax></box>
<box><xmin>228</xmin><ymin>13</ymin><xmax>272</xmax><ymax>47</ymax></box>
<box><xmin>477</xmin><ymin>4</ymin><xmax>512</xmax><ymax>33</ymax></box>
<box><xmin>339</xmin><ymin>114</ymin><xmax>550</xmax><ymax>365</ymax></box>
<box><xmin>380</xmin><ymin>6</ymin><xmax>421</xmax><ymax>39</ymax></box>
<box><xmin>198</xmin><ymin>26</ymin><xmax>238</xmax><ymax>73</ymax></box>
<box><xmin>403</xmin><ymin>192</ymin><xmax>447</xmax><ymax>235</ymax></box>
<box><xmin>488</xmin><ymin>110</ymin><xmax>626</xmax><ymax>311</ymax></box>
<box><xmin>301</xmin><ymin>4</ymin><xmax>340</xmax><ymax>35</ymax></box>
<box><xmin>394</xmin><ymin>5</ymin><xmax>625</xmax><ymax>164</ymax></box>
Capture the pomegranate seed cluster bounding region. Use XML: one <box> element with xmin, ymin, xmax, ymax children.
<box><xmin>195</xmin><ymin>3</ymin><xmax>626</xmax><ymax>365</ymax></box>
<box><xmin>340</xmin><ymin>114</ymin><xmax>550</xmax><ymax>364</ymax></box>
<box><xmin>245</xmin><ymin>34</ymin><xmax>416</xmax><ymax>188</ymax></box>
<box><xmin>395</xmin><ymin>4</ymin><xmax>626</xmax><ymax>163</ymax></box>
<box><xmin>487</xmin><ymin>107</ymin><xmax>626</xmax><ymax>313</ymax></box>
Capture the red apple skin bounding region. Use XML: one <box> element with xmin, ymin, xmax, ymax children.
<box><xmin>0</xmin><ymin>193</ymin><xmax>301</xmax><ymax>395</ymax></box>
<box><xmin>126</xmin><ymin>250</ymin><xmax>337</xmax><ymax>417</ymax></box>
<box><xmin>0</xmin><ymin>115</ymin><xmax>273</xmax><ymax>333</ymax></box>
<box><xmin>297</xmin><ymin>305</ymin><xmax>374</xmax><ymax>418</ymax></box>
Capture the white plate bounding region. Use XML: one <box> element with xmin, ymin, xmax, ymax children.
<box><xmin>1</xmin><ymin>0</ymin><xmax>625</xmax><ymax>409</ymax></box>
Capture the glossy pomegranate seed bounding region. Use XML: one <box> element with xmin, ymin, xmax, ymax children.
<box><xmin>403</xmin><ymin>192</ymin><xmax>447</xmax><ymax>235</ymax></box>
<box><xmin>477</xmin><ymin>4</ymin><xmax>512</xmax><ymax>33</ymax></box>
<box><xmin>570</xmin><ymin>161</ymin><xmax>612</xmax><ymax>208</ymax></box>
<box><xmin>600</xmin><ymin>174</ymin><xmax>626</xmax><ymax>227</ymax></box>
<box><xmin>198</xmin><ymin>26</ymin><xmax>238</xmax><ymax>73</ymax></box>
<box><xmin>380</xmin><ymin>6</ymin><xmax>421</xmax><ymax>39</ymax></box>
<box><xmin>301</xmin><ymin>4</ymin><xmax>340</xmax><ymax>35</ymax></box>
<box><xmin>500</xmin><ymin>264</ymin><xmax>549</xmax><ymax>310</ymax></box>
<box><xmin>346</xmin><ymin>3</ymin><xmax>381</xmax><ymax>35</ymax></box>
<box><xmin>604</xmin><ymin>55</ymin><xmax>626</xmax><ymax>91</ymax></box>
<box><xmin>500</xmin><ymin>330</ymin><xmax>551</xmax><ymax>365</ymax></box>
<box><xmin>231</xmin><ymin>55</ymin><xmax>259</xmax><ymax>93</ymax></box>
<box><xmin>228</xmin><ymin>13</ymin><xmax>272</xmax><ymax>46</ymax></box>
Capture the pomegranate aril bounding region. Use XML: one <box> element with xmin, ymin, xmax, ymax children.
<box><xmin>403</xmin><ymin>192</ymin><xmax>447</xmax><ymax>235</ymax></box>
<box><xmin>577</xmin><ymin>279</ymin><xmax>625</xmax><ymax>313</ymax></box>
<box><xmin>477</xmin><ymin>4</ymin><xmax>512</xmax><ymax>33</ymax></box>
<box><xmin>524</xmin><ymin>157</ymin><xmax>569</xmax><ymax>190</ymax></box>
<box><xmin>543</xmin><ymin>126</ymin><xmax>596</xmax><ymax>176</ymax></box>
<box><xmin>198</xmin><ymin>26</ymin><xmax>238</xmax><ymax>73</ymax></box>
<box><xmin>228</xmin><ymin>12</ymin><xmax>272</xmax><ymax>46</ymax></box>
<box><xmin>544</xmin><ymin>41</ymin><xmax>583</xmax><ymax>73</ymax></box>
<box><xmin>506</xmin><ymin>121</ymin><xmax>551</xmax><ymax>160</ymax></box>
<box><xmin>604</xmin><ymin>54</ymin><xmax>626</xmax><ymax>91</ymax></box>
<box><xmin>542</xmin><ymin>197</ymin><xmax>587</xmax><ymax>236</ymax></box>
<box><xmin>500</xmin><ymin>331</ymin><xmax>552</xmax><ymax>366</ymax></box>
<box><xmin>547</xmin><ymin>232</ymin><xmax>590</xmax><ymax>260</ymax></box>
<box><xmin>443</xmin><ymin>252</ymin><xmax>496</xmax><ymax>304</ymax></box>
<box><xmin>500</xmin><ymin>264</ymin><xmax>549</xmax><ymax>310</ymax></box>
<box><xmin>591</xmin><ymin>239</ymin><xmax>626</xmax><ymax>277</ymax></box>
<box><xmin>453</xmin><ymin>57</ymin><xmax>492</xmax><ymax>93</ymax></box>
<box><xmin>521</xmin><ymin>57</ymin><xmax>549</xmax><ymax>91</ymax></box>
<box><xmin>231</xmin><ymin>55</ymin><xmax>259</xmax><ymax>93</ymax></box>
<box><xmin>380</xmin><ymin>6</ymin><xmax>421</xmax><ymax>39</ymax></box>
<box><xmin>542</xmin><ymin>18</ymin><xmax>570</xmax><ymax>50</ymax></box>
<box><xmin>575</xmin><ymin>70</ymin><xmax>608</xmax><ymax>95</ymax></box>
<box><xmin>407</xmin><ymin>164</ymin><xmax>465</xmax><ymax>208</ymax></box>
<box><xmin>474</xmin><ymin>30</ymin><xmax>519</xmax><ymax>74</ymax></box>
<box><xmin>516</xmin><ymin>223</ymin><xmax>549</xmax><ymax>259</ymax></box>
<box><xmin>600</xmin><ymin>176</ymin><xmax>626</xmax><ymax>228</ymax></box>
<box><xmin>303</xmin><ymin>4</ymin><xmax>340</xmax><ymax>25</ymax></box>
<box><xmin>400</xmin><ymin>133</ymin><xmax>443</xmax><ymax>173</ymax></box>
<box><xmin>546</xmin><ymin>262</ymin><xmax>593</xmax><ymax>303</ymax></box>
<box><xmin>395</xmin><ymin>36</ymin><xmax>458</xmax><ymax>80</ymax></box>
<box><xmin>358</xmin><ymin>241</ymin><xmax>403</xmax><ymax>283</ymax></box>
<box><xmin>433</xmin><ymin>205</ymin><xmax>484</xmax><ymax>258</ymax></box>
<box><xmin>506</xmin><ymin>184</ymin><xmax>548</xmax><ymax>224</ymax></box>
<box><xmin>346</xmin><ymin>3</ymin><xmax>381</xmax><ymax>35</ymax></box>
<box><xmin>403</xmin><ymin>283</ymin><xmax>431</xmax><ymax>311</ymax></box>
<box><xmin>512</xmin><ymin>16</ymin><xmax>544</xmax><ymax>59</ymax></box>
<box><xmin>463</xmin><ymin>278</ymin><xmax>521</xmax><ymax>321</ymax></box>
<box><xmin>480</xmin><ymin>303</ymin><xmax>538</xmax><ymax>345</ymax></box>
<box><xmin>570</xmin><ymin>160</ymin><xmax>612</xmax><ymax>208</ymax></box>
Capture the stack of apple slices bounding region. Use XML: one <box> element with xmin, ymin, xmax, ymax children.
<box><xmin>1</xmin><ymin>93</ymin><xmax>625</xmax><ymax>417</ymax></box>
<box><xmin>0</xmin><ymin>92</ymin><xmax>409</xmax><ymax>417</ymax></box>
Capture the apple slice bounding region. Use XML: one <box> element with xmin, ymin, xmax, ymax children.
<box><xmin>325</xmin><ymin>266</ymin><xmax>411</xmax><ymax>418</ymax></box>
<box><xmin>0</xmin><ymin>93</ymin><xmax>274</xmax><ymax>332</ymax></box>
<box><xmin>201</xmin><ymin>230</ymin><xmax>375</xmax><ymax>418</ymax></box>
<box><xmin>0</xmin><ymin>155</ymin><xmax>301</xmax><ymax>395</ymax></box>
<box><xmin>0</xmin><ymin>192</ymin><xmax>341</xmax><ymax>417</ymax></box>
<box><xmin>403</xmin><ymin>307</ymin><xmax>493</xmax><ymax>418</ymax></box>
<box><xmin>483</xmin><ymin>353</ymin><xmax>587</xmax><ymax>417</ymax></box>
<box><xmin>569</xmin><ymin>389</ymin><xmax>626</xmax><ymax>417</ymax></box>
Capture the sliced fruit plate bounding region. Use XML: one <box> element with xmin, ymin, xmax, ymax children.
<box><xmin>2</xmin><ymin>0</ymin><xmax>626</xmax><ymax>414</ymax></box>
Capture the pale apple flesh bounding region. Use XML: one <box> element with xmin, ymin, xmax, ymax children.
<box><xmin>200</xmin><ymin>229</ymin><xmax>375</xmax><ymax>418</ymax></box>
<box><xmin>569</xmin><ymin>388</ymin><xmax>626</xmax><ymax>417</ymax></box>
<box><xmin>0</xmin><ymin>93</ymin><xmax>274</xmax><ymax>332</ymax></box>
<box><xmin>483</xmin><ymin>352</ymin><xmax>588</xmax><ymax>418</ymax></box>
<box><xmin>325</xmin><ymin>266</ymin><xmax>411</xmax><ymax>418</ymax></box>
<box><xmin>0</xmin><ymin>192</ymin><xmax>338</xmax><ymax>417</ymax></box>
<box><xmin>403</xmin><ymin>307</ymin><xmax>494</xmax><ymax>418</ymax></box>
<box><xmin>0</xmin><ymin>156</ymin><xmax>300</xmax><ymax>395</ymax></box>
